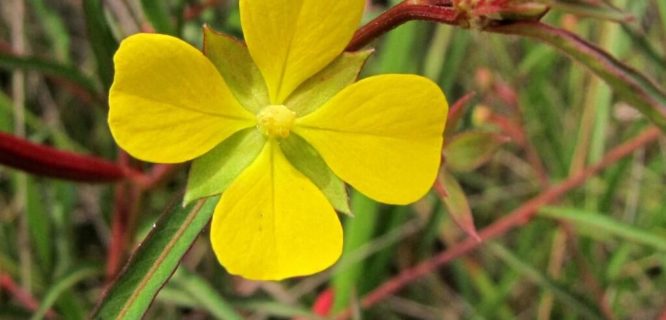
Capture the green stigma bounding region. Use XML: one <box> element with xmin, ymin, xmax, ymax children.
<box><xmin>256</xmin><ymin>105</ymin><xmax>296</xmax><ymax>138</ymax></box>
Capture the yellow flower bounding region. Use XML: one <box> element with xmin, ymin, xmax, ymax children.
<box><xmin>108</xmin><ymin>0</ymin><xmax>448</xmax><ymax>280</ymax></box>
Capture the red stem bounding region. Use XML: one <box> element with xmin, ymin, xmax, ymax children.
<box><xmin>0</xmin><ymin>274</ymin><xmax>57</xmax><ymax>319</ymax></box>
<box><xmin>346</xmin><ymin>1</ymin><xmax>459</xmax><ymax>51</ymax></box>
<box><xmin>105</xmin><ymin>152</ymin><xmax>144</xmax><ymax>281</ymax></box>
<box><xmin>0</xmin><ymin>131</ymin><xmax>126</xmax><ymax>183</ymax></box>
<box><xmin>336</xmin><ymin>127</ymin><xmax>662</xmax><ymax>319</ymax></box>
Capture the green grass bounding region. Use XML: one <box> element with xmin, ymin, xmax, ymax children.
<box><xmin>0</xmin><ymin>1</ymin><xmax>664</xmax><ymax>319</ymax></box>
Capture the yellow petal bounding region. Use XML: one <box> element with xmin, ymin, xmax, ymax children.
<box><xmin>240</xmin><ymin>0</ymin><xmax>364</xmax><ymax>103</ymax></box>
<box><xmin>109</xmin><ymin>33</ymin><xmax>253</xmax><ymax>163</ymax></box>
<box><xmin>210</xmin><ymin>141</ymin><xmax>342</xmax><ymax>280</ymax></box>
<box><xmin>295</xmin><ymin>75</ymin><xmax>448</xmax><ymax>205</ymax></box>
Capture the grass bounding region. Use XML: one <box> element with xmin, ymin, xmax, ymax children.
<box><xmin>1</xmin><ymin>0</ymin><xmax>665</xmax><ymax>319</ymax></box>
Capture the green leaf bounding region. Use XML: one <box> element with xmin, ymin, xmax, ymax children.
<box><xmin>444</xmin><ymin>130</ymin><xmax>507</xmax><ymax>172</ymax></box>
<box><xmin>235</xmin><ymin>300</ymin><xmax>318</xmax><ymax>318</ymax></box>
<box><xmin>83</xmin><ymin>0</ymin><xmax>118</xmax><ymax>90</ymax></box>
<box><xmin>28</xmin><ymin>0</ymin><xmax>71</xmax><ymax>62</ymax></box>
<box><xmin>491</xmin><ymin>22</ymin><xmax>666</xmax><ymax>131</ymax></box>
<box><xmin>539</xmin><ymin>206</ymin><xmax>666</xmax><ymax>251</ymax></box>
<box><xmin>540</xmin><ymin>0</ymin><xmax>631</xmax><ymax>22</ymax></box>
<box><xmin>26</xmin><ymin>177</ymin><xmax>52</xmax><ymax>273</ymax></box>
<box><xmin>280</xmin><ymin>133</ymin><xmax>351</xmax><ymax>214</ymax></box>
<box><xmin>203</xmin><ymin>25</ymin><xmax>269</xmax><ymax>114</ymax></box>
<box><xmin>437</xmin><ymin>170</ymin><xmax>479</xmax><ymax>240</ymax></box>
<box><xmin>185</xmin><ymin>129</ymin><xmax>265</xmax><ymax>205</ymax></box>
<box><xmin>0</xmin><ymin>52</ymin><xmax>99</xmax><ymax>97</ymax></box>
<box><xmin>32</xmin><ymin>265</ymin><xmax>100</xmax><ymax>320</ymax></box>
<box><xmin>170</xmin><ymin>268</ymin><xmax>243</xmax><ymax>320</ymax></box>
<box><xmin>91</xmin><ymin>197</ymin><xmax>219</xmax><ymax>319</ymax></box>
<box><xmin>140</xmin><ymin>0</ymin><xmax>177</xmax><ymax>35</ymax></box>
<box><xmin>332</xmin><ymin>192</ymin><xmax>379</xmax><ymax>311</ymax></box>
<box><xmin>286</xmin><ymin>50</ymin><xmax>373</xmax><ymax>116</ymax></box>
<box><xmin>488</xmin><ymin>243</ymin><xmax>604</xmax><ymax>319</ymax></box>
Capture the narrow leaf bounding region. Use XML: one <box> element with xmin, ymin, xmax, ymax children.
<box><xmin>540</xmin><ymin>206</ymin><xmax>666</xmax><ymax>251</ymax></box>
<box><xmin>91</xmin><ymin>197</ymin><xmax>218</xmax><ymax>319</ymax></box>
<box><xmin>83</xmin><ymin>0</ymin><xmax>118</xmax><ymax>90</ymax></box>
<box><xmin>0</xmin><ymin>52</ymin><xmax>99</xmax><ymax>98</ymax></box>
<box><xmin>435</xmin><ymin>170</ymin><xmax>480</xmax><ymax>241</ymax></box>
<box><xmin>332</xmin><ymin>192</ymin><xmax>379</xmax><ymax>311</ymax></box>
<box><xmin>490</xmin><ymin>22</ymin><xmax>666</xmax><ymax>131</ymax></box>
<box><xmin>170</xmin><ymin>268</ymin><xmax>243</xmax><ymax>320</ymax></box>
<box><xmin>488</xmin><ymin>243</ymin><xmax>604</xmax><ymax>319</ymax></box>
<box><xmin>540</xmin><ymin>0</ymin><xmax>632</xmax><ymax>22</ymax></box>
<box><xmin>140</xmin><ymin>0</ymin><xmax>177</xmax><ymax>35</ymax></box>
<box><xmin>26</xmin><ymin>177</ymin><xmax>52</xmax><ymax>272</ymax></box>
<box><xmin>32</xmin><ymin>266</ymin><xmax>100</xmax><ymax>320</ymax></box>
<box><xmin>444</xmin><ymin>130</ymin><xmax>507</xmax><ymax>172</ymax></box>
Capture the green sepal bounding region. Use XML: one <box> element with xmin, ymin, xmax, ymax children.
<box><xmin>444</xmin><ymin>130</ymin><xmax>507</xmax><ymax>173</ymax></box>
<box><xmin>203</xmin><ymin>25</ymin><xmax>269</xmax><ymax>114</ymax></box>
<box><xmin>286</xmin><ymin>49</ymin><xmax>373</xmax><ymax>116</ymax></box>
<box><xmin>184</xmin><ymin>128</ymin><xmax>266</xmax><ymax>205</ymax></box>
<box><xmin>280</xmin><ymin>134</ymin><xmax>351</xmax><ymax>215</ymax></box>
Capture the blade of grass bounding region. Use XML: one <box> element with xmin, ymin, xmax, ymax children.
<box><xmin>140</xmin><ymin>0</ymin><xmax>177</xmax><ymax>35</ymax></box>
<box><xmin>0</xmin><ymin>52</ymin><xmax>100</xmax><ymax>99</ymax></box>
<box><xmin>27</xmin><ymin>0</ymin><xmax>71</xmax><ymax>62</ymax></box>
<box><xmin>170</xmin><ymin>268</ymin><xmax>242</xmax><ymax>320</ymax></box>
<box><xmin>540</xmin><ymin>0</ymin><xmax>631</xmax><ymax>22</ymax></box>
<box><xmin>332</xmin><ymin>192</ymin><xmax>380</xmax><ymax>312</ymax></box>
<box><xmin>31</xmin><ymin>265</ymin><xmax>100</xmax><ymax>320</ymax></box>
<box><xmin>490</xmin><ymin>22</ymin><xmax>666</xmax><ymax>131</ymax></box>
<box><xmin>82</xmin><ymin>0</ymin><xmax>118</xmax><ymax>90</ymax></box>
<box><xmin>25</xmin><ymin>177</ymin><xmax>52</xmax><ymax>273</ymax></box>
<box><xmin>488</xmin><ymin>243</ymin><xmax>604</xmax><ymax>319</ymax></box>
<box><xmin>91</xmin><ymin>197</ymin><xmax>218</xmax><ymax>319</ymax></box>
<box><xmin>0</xmin><ymin>91</ymin><xmax>86</xmax><ymax>151</ymax></box>
<box><xmin>539</xmin><ymin>206</ymin><xmax>666</xmax><ymax>251</ymax></box>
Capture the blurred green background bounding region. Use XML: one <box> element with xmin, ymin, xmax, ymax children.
<box><xmin>1</xmin><ymin>0</ymin><xmax>665</xmax><ymax>319</ymax></box>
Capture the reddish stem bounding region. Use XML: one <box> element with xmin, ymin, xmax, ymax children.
<box><xmin>0</xmin><ymin>131</ymin><xmax>126</xmax><ymax>183</ymax></box>
<box><xmin>183</xmin><ymin>0</ymin><xmax>221</xmax><ymax>21</ymax></box>
<box><xmin>105</xmin><ymin>152</ymin><xmax>144</xmax><ymax>281</ymax></box>
<box><xmin>0</xmin><ymin>274</ymin><xmax>57</xmax><ymax>319</ymax></box>
<box><xmin>140</xmin><ymin>164</ymin><xmax>180</xmax><ymax>190</ymax></box>
<box><xmin>336</xmin><ymin>127</ymin><xmax>662</xmax><ymax>319</ymax></box>
<box><xmin>346</xmin><ymin>1</ymin><xmax>459</xmax><ymax>51</ymax></box>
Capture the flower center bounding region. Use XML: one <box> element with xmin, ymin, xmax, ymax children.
<box><xmin>256</xmin><ymin>104</ymin><xmax>296</xmax><ymax>138</ymax></box>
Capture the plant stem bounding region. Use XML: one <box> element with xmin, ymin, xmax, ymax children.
<box><xmin>0</xmin><ymin>131</ymin><xmax>128</xmax><ymax>182</ymax></box>
<box><xmin>345</xmin><ymin>2</ymin><xmax>666</xmax><ymax>130</ymax></box>
<box><xmin>0</xmin><ymin>274</ymin><xmax>57</xmax><ymax>319</ymax></box>
<box><xmin>346</xmin><ymin>1</ymin><xmax>459</xmax><ymax>51</ymax></box>
<box><xmin>336</xmin><ymin>126</ymin><xmax>662</xmax><ymax>319</ymax></box>
<box><xmin>105</xmin><ymin>151</ymin><xmax>144</xmax><ymax>280</ymax></box>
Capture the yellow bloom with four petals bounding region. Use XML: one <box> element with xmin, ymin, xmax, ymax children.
<box><xmin>108</xmin><ymin>0</ymin><xmax>448</xmax><ymax>280</ymax></box>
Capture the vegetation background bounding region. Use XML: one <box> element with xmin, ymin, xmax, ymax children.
<box><xmin>0</xmin><ymin>0</ymin><xmax>665</xmax><ymax>319</ymax></box>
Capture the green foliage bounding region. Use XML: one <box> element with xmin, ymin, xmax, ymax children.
<box><xmin>92</xmin><ymin>198</ymin><xmax>218</xmax><ymax>319</ymax></box>
<box><xmin>286</xmin><ymin>50</ymin><xmax>373</xmax><ymax>116</ymax></box>
<box><xmin>1</xmin><ymin>1</ymin><xmax>665</xmax><ymax>319</ymax></box>
<box><xmin>185</xmin><ymin>129</ymin><xmax>265</xmax><ymax>204</ymax></box>
<box><xmin>203</xmin><ymin>26</ymin><xmax>270</xmax><ymax>113</ymax></box>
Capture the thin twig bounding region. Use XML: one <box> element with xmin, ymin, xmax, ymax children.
<box><xmin>336</xmin><ymin>127</ymin><xmax>662</xmax><ymax>319</ymax></box>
